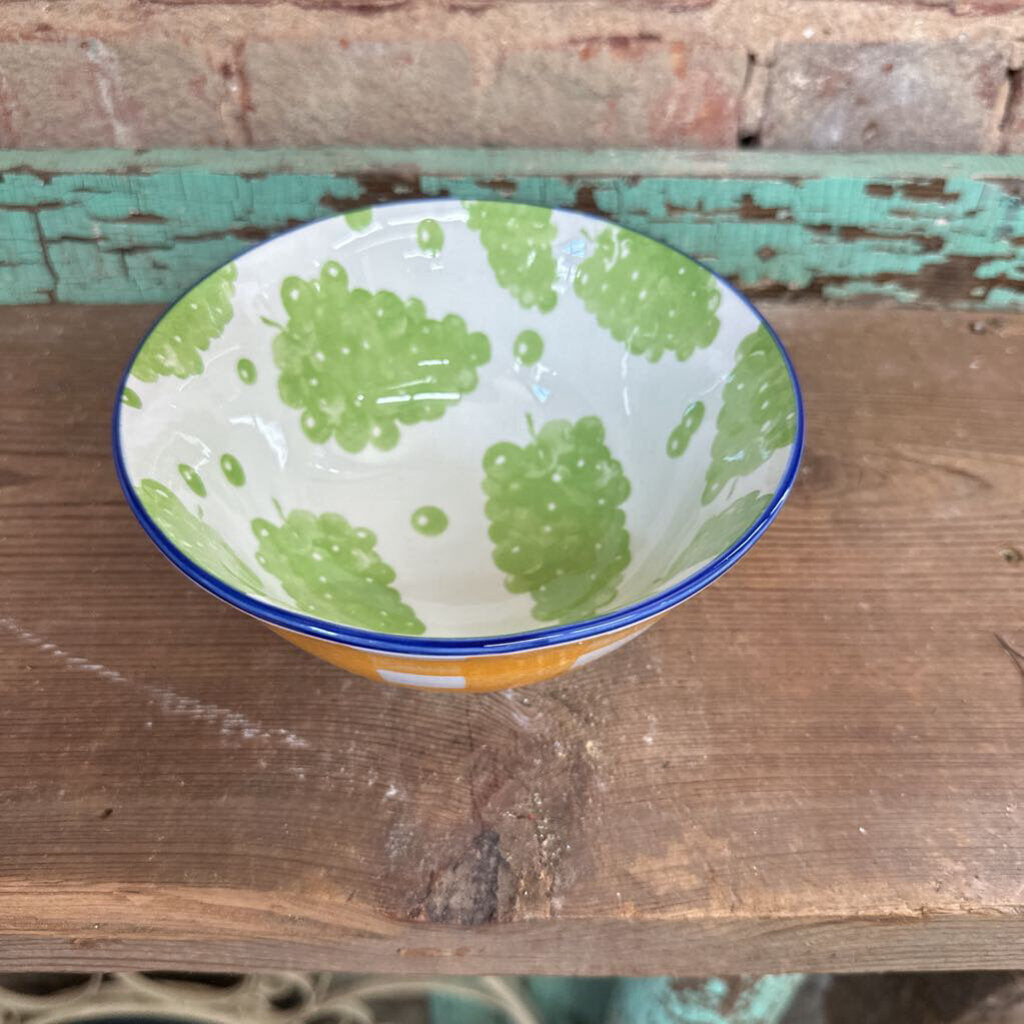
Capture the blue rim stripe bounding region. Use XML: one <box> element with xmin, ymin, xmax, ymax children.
<box><xmin>112</xmin><ymin>198</ymin><xmax>804</xmax><ymax>658</ymax></box>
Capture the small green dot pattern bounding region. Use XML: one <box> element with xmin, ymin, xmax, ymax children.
<box><xmin>666</xmin><ymin>400</ymin><xmax>705</xmax><ymax>458</ymax></box>
<box><xmin>220</xmin><ymin>453</ymin><xmax>245</xmax><ymax>487</ymax></box>
<box><xmin>482</xmin><ymin>416</ymin><xmax>631</xmax><ymax>625</ymax></box>
<box><xmin>236</xmin><ymin>358</ymin><xmax>257</xmax><ymax>384</ymax></box>
<box><xmin>665</xmin><ymin>490</ymin><xmax>771</xmax><ymax>580</ymax></box>
<box><xmin>252</xmin><ymin>509</ymin><xmax>425</xmax><ymax>635</ymax></box>
<box><xmin>574</xmin><ymin>227</ymin><xmax>720</xmax><ymax>362</ymax></box>
<box><xmin>178</xmin><ymin>464</ymin><xmax>206</xmax><ymax>497</ymax></box>
<box><xmin>138</xmin><ymin>479</ymin><xmax>264</xmax><ymax>596</ymax></box>
<box><xmin>132</xmin><ymin>262</ymin><xmax>237</xmax><ymax>382</ymax></box>
<box><xmin>703</xmin><ymin>324</ymin><xmax>797</xmax><ymax>504</ymax></box>
<box><xmin>466</xmin><ymin>202</ymin><xmax>558</xmax><ymax>313</ymax></box>
<box><xmin>513</xmin><ymin>329</ymin><xmax>544</xmax><ymax>366</ymax></box>
<box><xmin>417</xmin><ymin>218</ymin><xmax>444</xmax><ymax>256</ymax></box>
<box><xmin>411</xmin><ymin>505</ymin><xmax>448</xmax><ymax>536</ymax></box>
<box><xmin>271</xmin><ymin>261</ymin><xmax>490</xmax><ymax>453</ymax></box>
<box><xmin>344</xmin><ymin>209</ymin><xmax>373</xmax><ymax>231</ymax></box>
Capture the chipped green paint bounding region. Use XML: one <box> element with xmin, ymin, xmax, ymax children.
<box><xmin>704</xmin><ymin>324</ymin><xmax>797</xmax><ymax>505</ymax></box>
<box><xmin>236</xmin><ymin>357</ymin><xmax>257</xmax><ymax>385</ymax></box>
<box><xmin>177</xmin><ymin>463</ymin><xmax>206</xmax><ymax>498</ymax></box>
<box><xmin>513</xmin><ymin>328</ymin><xmax>544</xmax><ymax>365</ymax></box>
<box><xmin>466</xmin><ymin>200</ymin><xmax>558</xmax><ymax>312</ymax></box>
<box><xmin>576</xmin><ymin>225</ymin><xmax>720</xmax><ymax>361</ymax></box>
<box><xmin>344</xmin><ymin>208</ymin><xmax>373</xmax><ymax>231</ymax></box>
<box><xmin>2</xmin><ymin>148</ymin><xmax>1024</xmax><ymax>308</ymax></box>
<box><xmin>607</xmin><ymin>974</ymin><xmax>805</xmax><ymax>1024</ymax></box>
<box><xmin>482</xmin><ymin>416</ymin><xmax>631</xmax><ymax>625</ymax></box>
<box><xmin>121</xmin><ymin>386</ymin><xmax>142</xmax><ymax>409</ymax></box>
<box><xmin>138</xmin><ymin>479</ymin><xmax>264</xmax><ymax>596</ymax></box>
<box><xmin>220</xmin><ymin>453</ymin><xmax>245</xmax><ymax>487</ymax></box>
<box><xmin>252</xmin><ymin>508</ymin><xmax>424</xmax><ymax>635</ymax></box>
<box><xmin>666</xmin><ymin>400</ymin><xmax>705</xmax><ymax>458</ymax></box>
<box><xmin>270</xmin><ymin>260</ymin><xmax>490</xmax><ymax>453</ymax></box>
<box><xmin>417</xmin><ymin>217</ymin><xmax>444</xmax><ymax>256</ymax></box>
<box><xmin>411</xmin><ymin>505</ymin><xmax>448</xmax><ymax>536</ymax></box>
<box><xmin>131</xmin><ymin>262</ymin><xmax>237</xmax><ymax>382</ymax></box>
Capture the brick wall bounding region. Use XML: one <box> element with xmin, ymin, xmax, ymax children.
<box><xmin>2</xmin><ymin>0</ymin><xmax>1023</xmax><ymax>152</ymax></box>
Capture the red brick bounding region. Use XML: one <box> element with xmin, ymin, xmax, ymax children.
<box><xmin>762</xmin><ymin>41</ymin><xmax>1008</xmax><ymax>152</ymax></box>
<box><xmin>0</xmin><ymin>38</ymin><xmax>236</xmax><ymax>149</ymax></box>
<box><xmin>478</xmin><ymin>37</ymin><xmax>746</xmax><ymax>147</ymax></box>
<box><xmin>245</xmin><ymin>38</ymin><xmax>478</xmax><ymax>147</ymax></box>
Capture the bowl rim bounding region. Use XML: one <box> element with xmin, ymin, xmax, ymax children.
<box><xmin>113</xmin><ymin>197</ymin><xmax>805</xmax><ymax>657</ymax></box>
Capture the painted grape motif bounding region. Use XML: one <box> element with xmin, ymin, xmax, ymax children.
<box><xmin>574</xmin><ymin>227</ymin><xmax>720</xmax><ymax>362</ymax></box>
<box><xmin>344</xmin><ymin>209</ymin><xmax>373</xmax><ymax>231</ymax></box>
<box><xmin>270</xmin><ymin>261</ymin><xmax>490</xmax><ymax>452</ymax></box>
<box><xmin>513</xmin><ymin>329</ymin><xmax>544</xmax><ymax>366</ymax></box>
<box><xmin>137</xmin><ymin>479</ymin><xmax>265</xmax><ymax>596</ymax></box>
<box><xmin>252</xmin><ymin>509</ymin><xmax>425</xmax><ymax>635</ymax></box>
<box><xmin>482</xmin><ymin>416</ymin><xmax>631</xmax><ymax>625</ymax></box>
<box><xmin>703</xmin><ymin>324</ymin><xmax>797</xmax><ymax>504</ymax></box>
<box><xmin>666</xmin><ymin>400</ymin><xmax>705</xmax><ymax>458</ymax></box>
<box><xmin>465</xmin><ymin>201</ymin><xmax>558</xmax><ymax>312</ymax></box>
<box><xmin>417</xmin><ymin>218</ymin><xmax>444</xmax><ymax>256</ymax></box>
<box><xmin>132</xmin><ymin>263</ymin><xmax>238</xmax><ymax>382</ymax></box>
<box><xmin>664</xmin><ymin>490</ymin><xmax>771</xmax><ymax>581</ymax></box>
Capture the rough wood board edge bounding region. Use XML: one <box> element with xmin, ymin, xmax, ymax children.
<box><xmin>3</xmin><ymin>147</ymin><xmax>1024</xmax><ymax>308</ymax></box>
<box><xmin>2</xmin><ymin>910</ymin><xmax>1024</xmax><ymax>976</ymax></box>
<box><xmin>4</xmin><ymin>148</ymin><xmax>1024</xmax><ymax>178</ymax></box>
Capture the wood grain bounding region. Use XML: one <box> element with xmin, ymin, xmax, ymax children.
<box><xmin>0</xmin><ymin>304</ymin><xmax>1022</xmax><ymax>974</ymax></box>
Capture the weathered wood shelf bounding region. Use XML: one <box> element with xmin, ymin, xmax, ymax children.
<box><xmin>0</xmin><ymin>303</ymin><xmax>1021</xmax><ymax>975</ymax></box>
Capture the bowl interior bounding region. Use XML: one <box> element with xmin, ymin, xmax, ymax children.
<box><xmin>116</xmin><ymin>200</ymin><xmax>799</xmax><ymax>642</ymax></box>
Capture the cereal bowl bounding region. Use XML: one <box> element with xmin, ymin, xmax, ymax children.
<box><xmin>114</xmin><ymin>200</ymin><xmax>803</xmax><ymax>692</ymax></box>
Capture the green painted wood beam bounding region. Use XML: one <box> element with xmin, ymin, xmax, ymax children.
<box><xmin>2</xmin><ymin>148</ymin><xmax>1023</xmax><ymax>308</ymax></box>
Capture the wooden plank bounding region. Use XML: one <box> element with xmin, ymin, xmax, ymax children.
<box><xmin>0</xmin><ymin>304</ymin><xmax>1022</xmax><ymax>975</ymax></box>
<box><xmin>1</xmin><ymin>149</ymin><xmax>1024</xmax><ymax>308</ymax></box>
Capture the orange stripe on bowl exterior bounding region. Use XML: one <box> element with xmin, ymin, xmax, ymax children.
<box><xmin>268</xmin><ymin>617</ymin><xmax>660</xmax><ymax>692</ymax></box>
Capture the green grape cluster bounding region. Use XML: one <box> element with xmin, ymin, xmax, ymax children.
<box><xmin>664</xmin><ymin>490</ymin><xmax>770</xmax><ymax>581</ymax></box>
<box><xmin>703</xmin><ymin>324</ymin><xmax>797</xmax><ymax>504</ymax></box>
<box><xmin>138</xmin><ymin>478</ymin><xmax>264</xmax><ymax>596</ymax></box>
<box><xmin>133</xmin><ymin>263</ymin><xmax>238</xmax><ymax>382</ymax></box>
<box><xmin>574</xmin><ymin>227</ymin><xmax>720</xmax><ymax>362</ymax></box>
<box><xmin>482</xmin><ymin>416</ymin><xmax>632</xmax><ymax>625</ymax></box>
<box><xmin>271</xmin><ymin>261</ymin><xmax>490</xmax><ymax>452</ymax></box>
<box><xmin>465</xmin><ymin>202</ymin><xmax>558</xmax><ymax>312</ymax></box>
<box><xmin>252</xmin><ymin>509</ymin><xmax>425</xmax><ymax>635</ymax></box>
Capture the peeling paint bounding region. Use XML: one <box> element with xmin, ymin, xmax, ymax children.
<box><xmin>1</xmin><ymin>149</ymin><xmax>1023</xmax><ymax>307</ymax></box>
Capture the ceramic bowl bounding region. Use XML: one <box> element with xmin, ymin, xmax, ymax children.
<box><xmin>114</xmin><ymin>199</ymin><xmax>803</xmax><ymax>692</ymax></box>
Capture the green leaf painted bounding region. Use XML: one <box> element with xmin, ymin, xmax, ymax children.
<box><xmin>703</xmin><ymin>324</ymin><xmax>797</xmax><ymax>504</ymax></box>
<box><xmin>252</xmin><ymin>509</ymin><xmax>425</xmax><ymax>635</ymax></box>
<box><xmin>466</xmin><ymin>201</ymin><xmax>558</xmax><ymax>312</ymax></box>
<box><xmin>132</xmin><ymin>263</ymin><xmax>237</xmax><ymax>382</ymax></box>
<box><xmin>138</xmin><ymin>479</ymin><xmax>264</xmax><ymax>596</ymax></box>
<box><xmin>121</xmin><ymin>386</ymin><xmax>142</xmax><ymax>408</ymax></box>
<box><xmin>664</xmin><ymin>490</ymin><xmax>771</xmax><ymax>581</ymax></box>
<box><xmin>482</xmin><ymin>416</ymin><xmax>631</xmax><ymax>625</ymax></box>
<box><xmin>270</xmin><ymin>261</ymin><xmax>490</xmax><ymax>453</ymax></box>
<box><xmin>574</xmin><ymin>227</ymin><xmax>720</xmax><ymax>362</ymax></box>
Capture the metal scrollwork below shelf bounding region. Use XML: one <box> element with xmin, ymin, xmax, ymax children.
<box><xmin>0</xmin><ymin>972</ymin><xmax>540</xmax><ymax>1024</ymax></box>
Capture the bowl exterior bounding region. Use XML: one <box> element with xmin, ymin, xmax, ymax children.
<box><xmin>268</xmin><ymin>616</ymin><xmax>660</xmax><ymax>691</ymax></box>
